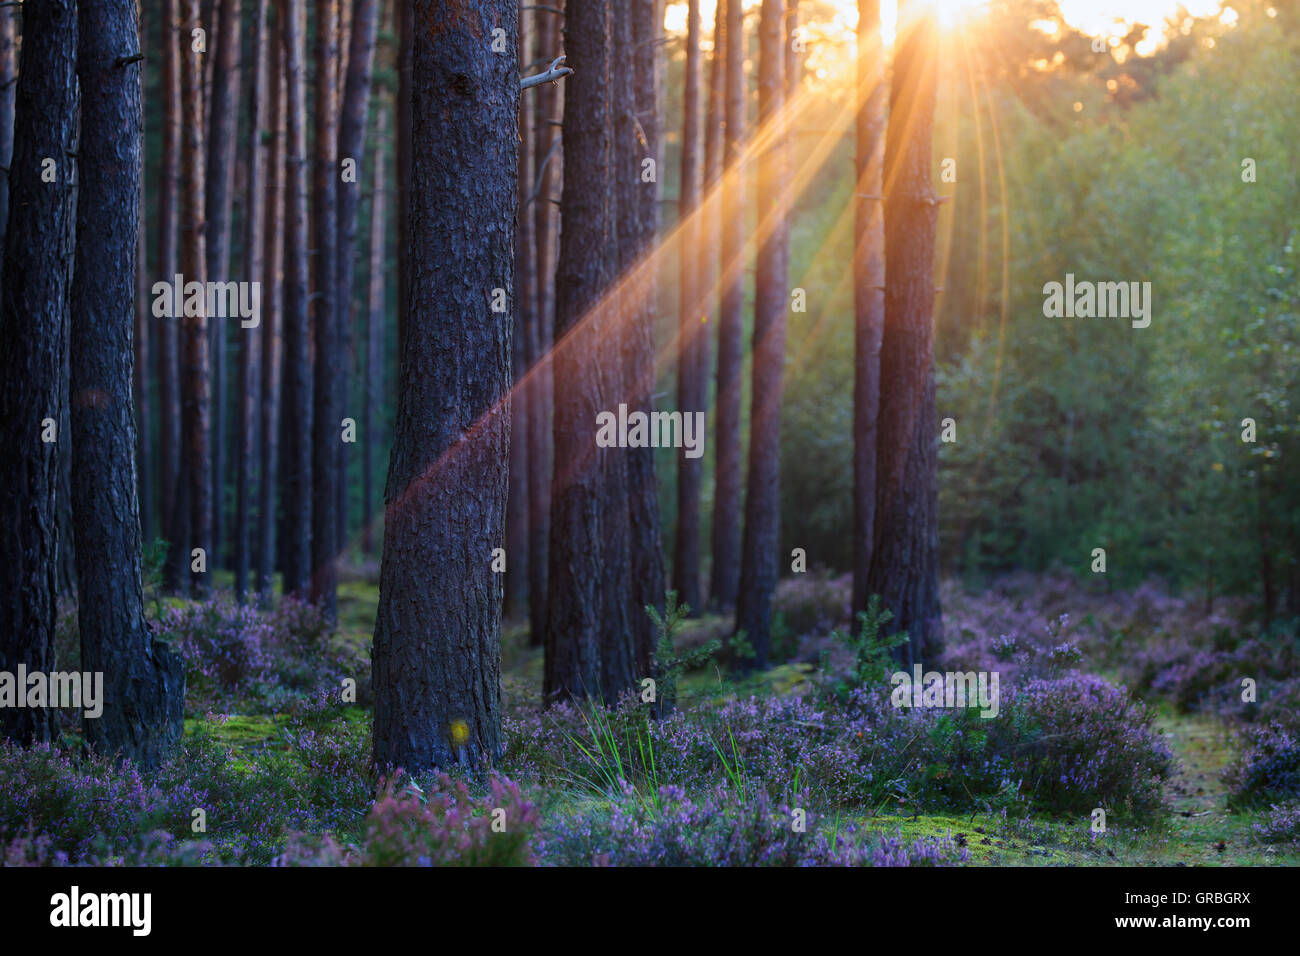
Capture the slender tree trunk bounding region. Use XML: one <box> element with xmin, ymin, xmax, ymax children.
<box><xmin>259</xmin><ymin>18</ymin><xmax>286</xmax><ymax>601</ymax></box>
<box><xmin>852</xmin><ymin>0</ymin><xmax>886</xmax><ymax>619</ymax></box>
<box><xmin>72</xmin><ymin>0</ymin><xmax>184</xmax><ymax>769</ymax></box>
<box><xmin>371</xmin><ymin>0</ymin><xmax>516</xmax><ymax>771</ymax></box>
<box><xmin>735</xmin><ymin>0</ymin><xmax>789</xmax><ymax>669</ymax></box>
<box><xmin>206</xmin><ymin>0</ymin><xmax>240</xmax><ymax>571</ymax></box>
<box><xmin>526</xmin><ymin>0</ymin><xmax>560</xmax><ymax>646</ymax></box>
<box><xmin>336</xmin><ymin>0</ymin><xmax>379</xmax><ymax>555</ymax></box>
<box><xmin>237</xmin><ymin>0</ymin><xmax>271</xmax><ymax>602</ymax></box>
<box><xmin>280</xmin><ymin>0</ymin><xmax>312</xmax><ymax>598</ymax></box>
<box><xmin>135</xmin><ymin>193</ymin><xmax>152</xmax><ymax>544</ymax></box>
<box><xmin>545</xmin><ymin>0</ymin><xmax>640</xmax><ymax>705</ymax></box>
<box><xmin>395</xmin><ymin>0</ymin><xmax>411</xmax><ymax>360</ymax></box>
<box><xmin>673</xmin><ymin>0</ymin><xmax>703</xmax><ymax>615</ymax></box>
<box><xmin>0</xmin><ymin>0</ymin><xmax>78</xmax><ymax>746</ymax></box>
<box><xmin>506</xmin><ymin>1</ymin><xmax>534</xmax><ymax>620</ymax></box>
<box><xmin>0</xmin><ymin>2</ymin><xmax>18</xmax><ymax>248</ymax></box>
<box><xmin>866</xmin><ymin>0</ymin><xmax>942</xmax><ymax>665</ymax></box>
<box><xmin>311</xmin><ymin>0</ymin><xmax>340</xmax><ymax>620</ymax></box>
<box><xmin>159</xmin><ymin>0</ymin><xmax>185</xmax><ymax>591</ymax></box>
<box><xmin>710</xmin><ymin>0</ymin><xmax>744</xmax><ymax>610</ymax></box>
<box><xmin>620</xmin><ymin>0</ymin><xmax>666</xmax><ymax>661</ymax></box>
<box><xmin>181</xmin><ymin>0</ymin><xmax>212</xmax><ymax>596</ymax></box>
<box><xmin>362</xmin><ymin>103</ymin><xmax>387</xmax><ymax>557</ymax></box>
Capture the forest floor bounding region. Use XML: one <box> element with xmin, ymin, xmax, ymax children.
<box><xmin>178</xmin><ymin>574</ymin><xmax>1298</xmax><ymax>867</ymax></box>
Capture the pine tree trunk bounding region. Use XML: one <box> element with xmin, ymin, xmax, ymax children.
<box><xmin>336</xmin><ymin>0</ymin><xmax>379</xmax><ymax>555</ymax></box>
<box><xmin>0</xmin><ymin>0</ymin><xmax>78</xmax><ymax>746</ymax></box>
<box><xmin>159</xmin><ymin>0</ymin><xmax>185</xmax><ymax>592</ymax></box>
<box><xmin>207</xmin><ymin>0</ymin><xmax>240</xmax><ymax>572</ymax></box>
<box><xmin>545</xmin><ymin>0</ymin><xmax>641</xmax><ymax>705</ymax></box>
<box><xmin>310</xmin><ymin>0</ymin><xmax>340</xmax><ymax>620</ymax></box>
<box><xmin>362</xmin><ymin>104</ymin><xmax>387</xmax><ymax>557</ymax></box>
<box><xmin>506</xmin><ymin>2</ymin><xmax>533</xmax><ymax>621</ymax></box>
<box><xmin>673</xmin><ymin>0</ymin><xmax>703</xmax><ymax>616</ymax></box>
<box><xmin>735</xmin><ymin>0</ymin><xmax>789</xmax><ymax>669</ymax></box>
<box><xmin>0</xmin><ymin>3</ymin><xmax>18</xmax><ymax>245</ymax></box>
<box><xmin>135</xmin><ymin>194</ymin><xmax>152</xmax><ymax>545</ymax></box>
<box><xmin>866</xmin><ymin>0</ymin><xmax>942</xmax><ymax>665</ymax></box>
<box><xmin>258</xmin><ymin>20</ymin><xmax>286</xmax><ymax>602</ymax></box>
<box><xmin>72</xmin><ymin>0</ymin><xmax>185</xmax><ymax>769</ymax></box>
<box><xmin>852</xmin><ymin>0</ymin><xmax>886</xmax><ymax>619</ymax></box>
<box><xmin>526</xmin><ymin>0</ymin><xmax>560</xmax><ymax>647</ymax></box>
<box><xmin>710</xmin><ymin>0</ymin><xmax>745</xmax><ymax>610</ymax></box>
<box><xmin>620</xmin><ymin>0</ymin><xmax>666</xmax><ymax>661</ymax></box>
<box><xmin>280</xmin><ymin>0</ymin><xmax>313</xmax><ymax>598</ymax></box>
<box><xmin>371</xmin><ymin>0</ymin><xmax>516</xmax><ymax>771</ymax></box>
<box><xmin>237</xmin><ymin>0</ymin><xmax>271</xmax><ymax>602</ymax></box>
<box><xmin>395</xmin><ymin>0</ymin><xmax>412</xmax><ymax>361</ymax></box>
<box><xmin>181</xmin><ymin>0</ymin><xmax>212</xmax><ymax>596</ymax></box>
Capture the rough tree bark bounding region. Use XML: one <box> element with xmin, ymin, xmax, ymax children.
<box><xmin>310</xmin><ymin>0</ymin><xmax>340</xmax><ymax>621</ymax></box>
<box><xmin>237</xmin><ymin>0</ymin><xmax>271</xmax><ymax>602</ymax></box>
<box><xmin>866</xmin><ymin>0</ymin><xmax>942</xmax><ymax>665</ymax></box>
<box><xmin>852</xmin><ymin>0</ymin><xmax>886</xmax><ymax>620</ymax></box>
<box><xmin>181</xmin><ymin>0</ymin><xmax>212</xmax><ymax>597</ymax></box>
<box><xmin>545</xmin><ymin>0</ymin><xmax>641</xmax><ymax>705</ymax></box>
<box><xmin>710</xmin><ymin>0</ymin><xmax>744</xmax><ymax>610</ymax></box>
<box><xmin>735</xmin><ymin>0</ymin><xmax>789</xmax><ymax>669</ymax></box>
<box><xmin>673</xmin><ymin>0</ymin><xmax>703</xmax><ymax>616</ymax></box>
<box><xmin>72</xmin><ymin>0</ymin><xmax>184</xmax><ymax>769</ymax></box>
<box><xmin>279</xmin><ymin>0</ymin><xmax>312</xmax><ymax>599</ymax></box>
<box><xmin>371</xmin><ymin>0</ymin><xmax>516</xmax><ymax>771</ymax></box>
<box><xmin>0</xmin><ymin>0</ymin><xmax>78</xmax><ymax>746</ymax></box>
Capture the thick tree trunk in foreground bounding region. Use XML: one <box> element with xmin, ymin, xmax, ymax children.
<box><xmin>181</xmin><ymin>0</ymin><xmax>212</xmax><ymax>597</ymax></box>
<box><xmin>852</xmin><ymin>0</ymin><xmax>886</xmax><ymax>619</ymax></box>
<box><xmin>673</xmin><ymin>0</ymin><xmax>703</xmax><ymax>616</ymax></box>
<box><xmin>72</xmin><ymin>0</ymin><xmax>184</xmax><ymax>769</ymax></box>
<box><xmin>0</xmin><ymin>0</ymin><xmax>78</xmax><ymax>746</ymax></box>
<box><xmin>710</xmin><ymin>0</ymin><xmax>744</xmax><ymax>610</ymax></box>
<box><xmin>736</xmin><ymin>0</ymin><xmax>789</xmax><ymax>669</ymax></box>
<box><xmin>371</xmin><ymin>0</ymin><xmax>516</xmax><ymax>771</ymax></box>
<box><xmin>867</xmin><ymin>0</ymin><xmax>942</xmax><ymax>666</ymax></box>
<box><xmin>310</xmin><ymin>0</ymin><xmax>340</xmax><ymax>621</ymax></box>
<box><xmin>545</xmin><ymin>0</ymin><xmax>640</xmax><ymax>705</ymax></box>
<box><xmin>279</xmin><ymin>0</ymin><xmax>313</xmax><ymax>598</ymax></box>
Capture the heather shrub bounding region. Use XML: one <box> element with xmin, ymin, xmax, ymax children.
<box><xmin>154</xmin><ymin>596</ymin><xmax>358</xmax><ymax>715</ymax></box>
<box><xmin>352</xmin><ymin>773</ymin><xmax>537</xmax><ymax>866</ymax></box>
<box><xmin>1224</xmin><ymin>720</ymin><xmax>1300</xmax><ymax>808</ymax></box>
<box><xmin>538</xmin><ymin>784</ymin><xmax>969</xmax><ymax>866</ymax></box>
<box><xmin>997</xmin><ymin>674</ymin><xmax>1174</xmax><ymax>820</ymax></box>
<box><xmin>1253</xmin><ymin>803</ymin><xmax>1300</xmax><ymax>847</ymax></box>
<box><xmin>0</xmin><ymin>740</ymin><xmax>167</xmax><ymax>863</ymax></box>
